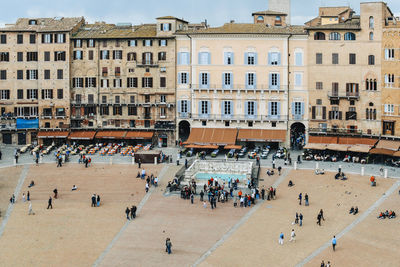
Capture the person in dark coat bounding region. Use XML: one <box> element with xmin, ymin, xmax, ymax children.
<box><xmin>125</xmin><ymin>207</ymin><xmax>130</xmax><ymax>220</ymax></box>
<box><xmin>91</xmin><ymin>194</ymin><xmax>96</xmax><ymax>207</ymax></box>
<box><xmin>47</xmin><ymin>196</ymin><xmax>53</xmax><ymax>209</ymax></box>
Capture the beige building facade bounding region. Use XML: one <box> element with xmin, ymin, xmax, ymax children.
<box><xmin>176</xmin><ymin>11</ymin><xmax>309</xmax><ymax>148</ymax></box>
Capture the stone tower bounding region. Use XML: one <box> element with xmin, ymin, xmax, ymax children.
<box><xmin>269</xmin><ymin>0</ymin><xmax>291</xmax><ymax>24</ymax></box>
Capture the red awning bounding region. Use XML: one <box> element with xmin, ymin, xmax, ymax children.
<box><xmin>185</xmin><ymin>144</ymin><xmax>219</xmax><ymax>149</ymax></box>
<box><xmin>95</xmin><ymin>131</ymin><xmax>127</xmax><ymax>139</ymax></box>
<box><xmin>38</xmin><ymin>131</ymin><xmax>69</xmax><ymax>139</ymax></box>
<box><xmin>125</xmin><ymin>131</ymin><xmax>154</xmax><ymax>140</ymax></box>
<box><xmin>68</xmin><ymin>131</ymin><xmax>96</xmax><ymax>140</ymax></box>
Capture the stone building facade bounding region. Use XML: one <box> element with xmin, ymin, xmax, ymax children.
<box><xmin>306</xmin><ymin>3</ymin><xmax>391</xmax><ymax>138</ymax></box>
<box><xmin>69</xmin><ymin>17</ymin><xmax>181</xmax><ymax>146</ymax></box>
<box><xmin>382</xmin><ymin>12</ymin><xmax>400</xmax><ymax>137</ymax></box>
<box><xmin>0</xmin><ymin>17</ymin><xmax>84</xmax><ymax>144</ymax></box>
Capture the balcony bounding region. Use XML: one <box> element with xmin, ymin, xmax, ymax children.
<box><xmin>191</xmin><ymin>114</ymin><xmax>288</xmax><ymax>122</ymax></box>
<box><xmin>328</xmin><ymin>92</ymin><xmax>360</xmax><ymax>100</ymax></box>
<box><xmin>309</xmin><ymin>127</ymin><xmax>364</xmax><ymax>135</ymax></box>
<box><xmin>154</xmin><ymin>121</ymin><xmax>175</xmax><ymax>130</ymax></box>
<box><xmin>191</xmin><ymin>84</ymin><xmax>287</xmax><ymax>92</ymax></box>
<box><xmin>55</xmin><ymin>113</ymin><xmax>66</xmax><ymax>119</ymax></box>
<box><xmin>136</xmin><ymin>61</ymin><xmax>159</xmax><ymax>68</ymax></box>
<box><xmin>71</xmin><ymin>100</ymin><xmax>97</xmax><ymax>106</ymax></box>
<box><xmin>41</xmin><ymin>113</ymin><xmax>53</xmax><ymax>119</ymax></box>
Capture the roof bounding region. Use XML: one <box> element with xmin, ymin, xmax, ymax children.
<box><xmin>0</xmin><ymin>17</ymin><xmax>84</xmax><ymax>32</ymax></box>
<box><xmin>72</xmin><ymin>23</ymin><xmax>161</xmax><ymax>39</ymax></box>
<box><xmin>306</xmin><ymin>17</ymin><xmax>360</xmax><ymax>30</ymax></box>
<box><xmin>319</xmin><ymin>6</ymin><xmax>351</xmax><ymax>17</ymax></box>
<box><xmin>179</xmin><ymin>23</ymin><xmax>306</xmax><ymax>35</ymax></box>
<box><xmin>252</xmin><ymin>10</ymin><xmax>287</xmax><ymax>16</ymax></box>
<box><xmin>156</xmin><ymin>16</ymin><xmax>188</xmax><ymax>23</ymax></box>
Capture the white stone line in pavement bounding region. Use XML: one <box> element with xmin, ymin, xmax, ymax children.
<box><xmin>295</xmin><ymin>180</ymin><xmax>400</xmax><ymax>267</ymax></box>
<box><xmin>192</xmin><ymin>169</ymin><xmax>290</xmax><ymax>267</ymax></box>
<box><xmin>92</xmin><ymin>164</ymin><xmax>169</xmax><ymax>267</ymax></box>
<box><xmin>0</xmin><ymin>165</ymin><xmax>30</xmax><ymax>238</ymax></box>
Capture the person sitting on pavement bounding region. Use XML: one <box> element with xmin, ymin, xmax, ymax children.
<box><xmin>377</xmin><ymin>212</ymin><xmax>385</xmax><ymax>219</ymax></box>
<box><xmin>353</xmin><ymin>206</ymin><xmax>359</xmax><ymax>215</ymax></box>
<box><xmin>28</xmin><ymin>180</ymin><xmax>35</xmax><ymax>188</ymax></box>
<box><xmin>349</xmin><ymin>206</ymin><xmax>355</xmax><ymax>214</ymax></box>
<box><xmin>288</xmin><ymin>180</ymin><xmax>294</xmax><ymax>187</ymax></box>
<box><xmin>71</xmin><ymin>185</ymin><xmax>78</xmax><ymax>191</ymax></box>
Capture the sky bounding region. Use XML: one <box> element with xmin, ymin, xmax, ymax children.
<box><xmin>0</xmin><ymin>0</ymin><xmax>399</xmax><ymax>27</ymax></box>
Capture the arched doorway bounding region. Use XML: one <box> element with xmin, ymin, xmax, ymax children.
<box><xmin>178</xmin><ymin>120</ymin><xmax>190</xmax><ymax>141</ymax></box>
<box><xmin>290</xmin><ymin>122</ymin><xmax>306</xmax><ymax>150</ymax></box>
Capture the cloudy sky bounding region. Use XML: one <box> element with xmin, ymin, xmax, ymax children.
<box><xmin>1</xmin><ymin>0</ymin><xmax>399</xmax><ymax>27</ymax></box>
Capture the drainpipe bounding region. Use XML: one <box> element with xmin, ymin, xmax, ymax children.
<box><xmin>287</xmin><ymin>34</ymin><xmax>292</xmax><ymax>148</ymax></box>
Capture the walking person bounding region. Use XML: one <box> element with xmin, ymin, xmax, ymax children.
<box><xmin>278</xmin><ymin>232</ymin><xmax>284</xmax><ymax>245</ymax></box>
<box><xmin>305</xmin><ymin>193</ymin><xmax>309</xmax><ymax>206</ymax></box>
<box><xmin>298</xmin><ymin>193</ymin><xmax>302</xmax><ymax>205</ymax></box>
<box><xmin>22</xmin><ymin>192</ymin><xmax>26</xmax><ymax>202</ymax></box>
<box><xmin>53</xmin><ymin>188</ymin><xmax>58</xmax><ymax>199</ymax></box>
<box><xmin>57</xmin><ymin>156</ymin><xmax>62</xmax><ymax>167</ymax></box>
<box><xmin>278</xmin><ymin>166</ymin><xmax>282</xmax><ymax>175</ymax></box>
<box><xmin>289</xmin><ymin>229</ymin><xmax>296</xmax><ymax>242</ymax></box>
<box><xmin>125</xmin><ymin>207</ymin><xmax>131</xmax><ymax>220</ymax></box>
<box><xmin>190</xmin><ymin>192</ymin><xmax>194</xmax><ymax>204</ymax></box>
<box><xmin>319</xmin><ymin>209</ymin><xmax>325</xmax><ymax>221</ymax></box>
<box><xmin>27</xmin><ymin>191</ymin><xmax>30</xmax><ymax>201</ymax></box>
<box><xmin>10</xmin><ymin>194</ymin><xmax>15</xmax><ymax>204</ymax></box>
<box><xmin>317</xmin><ymin>213</ymin><xmax>322</xmax><ymax>226</ymax></box>
<box><xmin>96</xmin><ymin>195</ymin><xmax>100</xmax><ymax>207</ymax></box>
<box><xmin>130</xmin><ymin>205</ymin><xmax>137</xmax><ymax>219</ymax></box>
<box><xmin>332</xmin><ymin>235</ymin><xmax>337</xmax><ymax>251</ymax></box>
<box><xmin>28</xmin><ymin>201</ymin><xmax>34</xmax><ymax>215</ymax></box>
<box><xmin>200</xmin><ymin>190</ymin><xmax>204</xmax><ymax>202</ymax></box>
<box><xmin>299</xmin><ymin>213</ymin><xmax>303</xmax><ymax>226</ymax></box>
<box><xmin>145</xmin><ymin>183</ymin><xmax>149</xmax><ymax>193</ymax></box>
<box><xmin>47</xmin><ymin>196</ymin><xmax>53</xmax><ymax>209</ymax></box>
<box><xmin>165</xmin><ymin>238</ymin><xmax>172</xmax><ymax>254</ymax></box>
<box><xmin>91</xmin><ymin>194</ymin><xmax>96</xmax><ymax>207</ymax></box>
<box><xmin>138</xmin><ymin>159</ymin><xmax>141</xmax><ymax>169</ymax></box>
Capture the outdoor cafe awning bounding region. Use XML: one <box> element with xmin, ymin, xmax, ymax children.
<box><xmin>38</xmin><ymin>131</ymin><xmax>69</xmax><ymax>139</ymax></box>
<box><xmin>68</xmin><ymin>131</ymin><xmax>96</xmax><ymax>140</ymax></box>
<box><xmin>308</xmin><ymin>135</ymin><xmax>337</xmax><ymax>144</ymax></box>
<box><xmin>347</xmin><ymin>145</ymin><xmax>372</xmax><ymax>153</ymax></box>
<box><xmin>326</xmin><ymin>144</ymin><xmax>351</xmax><ymax>152</ymax></box>
<box><xmin>184</xmin><ymin>128</ymin><xmax>237</xmax><ymax>146</ymax></box>
<box><xmin>237</xmin><ymin>129</ymin><xmax>286</xmax><ymax>142</ymax></box>
<box><xmin>374</xmin><ymin>140</ymin><xmax>400</xmax><ymax>151</ymax></box>
<box><xmin>338</xmin><ymin>137</ymin><xmax>377</xmax><ymax>146</ymax></box>
<box><xmin>125</xmin><ymin>131</ymin><xmax>154</xmax><ymax>140</ymax></box>
<box><xmin>95</xmin><ymin>131</ymin><xmax>127</xmax><ymax>139</ymax></box>
<box><xmin>303</xmin><ymin>143</ymin><xmax>327</xmax><ymax>150</ymax></box>
<box><xmin>369</xmin><ymin>148</ymin><xmax>396</xmax><ymax>156</ymax></box>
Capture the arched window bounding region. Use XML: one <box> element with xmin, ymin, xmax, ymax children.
<box><xmin>344</xmin><ymin>32</ymin><xmax>356</xmax><ymax>40</ymax></box>
<box><xmin>369</xmin><ymin>16</ymin><xmax>374</xmax><ymax>29</ymax></box>
<box><xmin>257</xmin><ymin>16</ymin><xmax>264</xmax><ymax>22</ymax></box>
<box><xmin>373</xmin><ymin>79</ymin><xmax>377</xmax><ymax>90</ymax></box>
<box><xmin>314</xmin><ymin>32</ymin><xmax>326</xmax><ymax>40</ymax></box>
<box><xmin>329</xmin><ymin>32</ymin><xmax>341</xmax><ymax>40</ymax></box>
<box><xmin>369</xmin><ymin>32</ymin><xmax>374</xmax><ymax>41</ymax></box>
<box><xmin>276</xmin><ymin>16</ymin><xmax>281</xmax><ymax>22</ymax></box>
<box><xmin>366</xmin><ymin>79</ymin><xmax>370</xmax><ymax>90</ymax></box>
<box><xmin>368</xmin><ymin>55</ymin><xmax>375</xmax><ymax>65</ymax></box>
